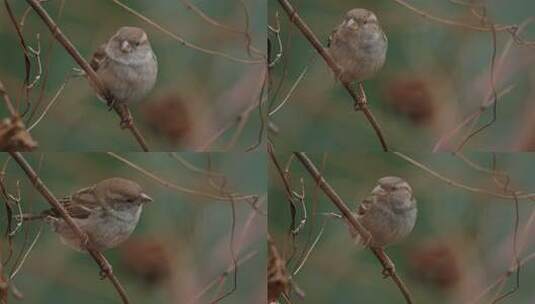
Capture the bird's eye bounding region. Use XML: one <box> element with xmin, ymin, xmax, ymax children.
<box><xmin>126</xmin><ymin>198</ymin><xmax>134</xmax><ymax>203</ymax></box>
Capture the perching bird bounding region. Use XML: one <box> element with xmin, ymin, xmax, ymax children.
<box><xmin>350</xmin><ymin>176</ymin><xmax>417</xmax><ymax>248</ymax></box>
<box><xmin>328</xmin><ymin>8</ymin><xmax>387</xmax><ymax>84</ymax></box>
<box><xmin>21</xmin><ymin>177</ymin><xmax>153</xmax><ymax>251</ymax></box>
<box><xmin>90</xmin><ymin>26</ymin><xmax>158</xmax><ymax>126</ymax></box>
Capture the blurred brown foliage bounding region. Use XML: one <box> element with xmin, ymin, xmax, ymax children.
<box><xmin>408</xmin><ymin>239</ymin><xmax>461</xmax><ymax>289</ymax></box>
<box><xmin>119</xmin><ymin>236</ymin><xmax>173</xmax><ymax>286</ymax></box>
<box><xmin>0</xmin><ymin>117</ymin><xmax>37</xmax><ymax>151</ymax></box>
<box><xmin>142</xmin><ymin>93</ymin><xmax>192</xmax><ymax>146</ymax></box>
<box><xmin>385</xmin><ymin>77</ymin><xmax>435</xmax><ymax>126</ymax></box>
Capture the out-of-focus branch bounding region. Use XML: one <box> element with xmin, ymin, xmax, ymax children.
<box><xmin>394</xmin><ymin>152</ymin><xmax>535</xmax><ymax>200</ymax></box>
<box><xmin>0</xmin><ymin>244</ymin><xmax>6</xmax><ymax>304</ymax></box>
<box><xmin>25</xmin><ymin>0</ymin><xmax>150</xmax><ymax>151</ymax></box>
<box><xmin>0</xmin><ymin>80</ymin><xmax>17</xmax><ymax>118</ymax></box>
<box><xmin>178</xmin><ymin>0</ymin><xmax>263</xmax><ymax>57</ymax></box>
<box><xmin>276</xmin><ymin>0</ymin><xmax>389</xmax><ymax>151</ymax></box>
<box><xmin>4</xmin><ymin>0</ymin><xmax>31</xmax><ymax>112</ymax></box>
<box><xmin>293</xmin><ymin>152</ymin><xmax>413</xmax><ymax>304</ymax></box>
<box><xmin>106</xmin><ymin>152</ymin><xmax>258</xmax><ymax>202</ymax></box>
<box><xmin>110</xmin><ymin>0</ymin><xmax>263</xmax><ymax>64</ymax></box>
<box><xmin>393</xmin><ymin>0</ymin><xmax>535</xmax><ymax>48</ymax></box>
<box><xmin>8</xmin><ymin>152</ymin><xmax>130</xmax><ymax>304</ymax></box>
<box><xmin>391</xmin><ymin>0</ymin><xmax>513</xmax><ymax>32</ymax></box>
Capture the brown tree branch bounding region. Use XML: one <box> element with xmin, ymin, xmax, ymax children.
<box><xmin>25</xmin><ymin>0</ymin><xmax>150</xmax><ymax>151</ymax></box>
<box><xmin>0</xmin><ymin>80</ymin><xmax>17</xmax><ymax>118</ymax></box>
<box><xmin>4</xmin><ymin>0</ymin><xmax>31</xmax><ymax>113</ymax></box>
<box><xmin>8</xmin><ymin>152</ymin><xmax>130</xmax><ymax>304</ymax></box>
<box><xmin>276</xmin><ymin>0</ymin><xmax>389</xmax><ymax>151</ymax></box>
<box><xmin>293</xmin><ymin>152</ymin><xmax>413</xmax><ymax>304</ymax></box>
<box><xmin>0</xmin><ymin>80</ymin><xmax>38</xmax><ymax>151</ymax></box>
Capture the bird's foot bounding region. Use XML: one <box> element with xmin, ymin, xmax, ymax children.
<box><xmin>354</xmin><ymin>82</ymin><xmax>368</xmax><ymax>111</ymax></box>
<box><xmin>120</xmin><ymin>116</ymin><xmax>133</xmax><ymax>130</ymax></box>
<box><xmin>353</xmin><ymin>100</ymin><xmax>367</xmax><ymax>111</ymax></box>
<box><xmin>382</xmin><ymin>264</ymin><xmax>395</xmax><ymax>278</ymax></box>
<box><xmin>361</xmin><ymin>234</ymin><xmax>372</xmax><ymax>247</ymax></box>
<box><xmin>80</xmin><ymin>234</ymin><xmax>91</xmax><ymax>250</ymax></box>
<box><xmin>99</xmin><ymin>260</ymin><xmax>113</xmax><ymax>280</ymax></box>
<box><xmin>378</xmin><ymin>250</ymin><xmax>396</xmax><ymax>278</ymax></box>
<box><xmin>107</xmin><ymin>99</ymin><xmax>117</xmax><ymax>111</ymax></box>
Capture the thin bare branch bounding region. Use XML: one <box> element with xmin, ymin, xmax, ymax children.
<box><xmin>394</xmin><ymin>152</ymin><xmax>535</xmax><ymax>200</ymax></box>
<box><xmin>25</xmin><ymin>0</ymin><xmax>150</xmax><ymax>151</ymax></box>
<box><xmin>276</xmin><ymin>0</ymin><xmax>389</xmax><ymax>151</ymax></box>
<box><xmin>106</xmin><ymin>152</ymin><xmax>258</xmax><ymax>202</ymax></box>
<box><xmin>8</xmin><ymin>152</ymin><xmax>130</xmax><ymax>304</ymax></box>
<box><xmin>110</xmin><ymin>0</ymin><xmax>263</xmax><ymax>64</ymax></box>
<box><xmin>293</xmin><ymin>152</ymin><xmax>413</xmax><ymax>304</ymax></box>
<box><xmin>391</xmin><ymin>0</ymin><xmax>513</xmax><ymax>32</ymax></box>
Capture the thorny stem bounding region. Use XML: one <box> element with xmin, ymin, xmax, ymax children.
<box><xmin>8</xmin><ymin>152</ymin><xmax>130</xmax><ymax>304</ymax></box>
<box><xmin>293</xmin><ymin>152</ymin><xmax>413</xmax><ymax>304</ymax></box>
<box><xmin>276</xmin><ymin>0</ymin><xmax>389</xmax><ymax>151</ymax></box>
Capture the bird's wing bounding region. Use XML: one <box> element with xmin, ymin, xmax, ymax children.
<box><xmin>356</xmin><ymin>195</ymin><xmax>375</xmax><ymax>216</ymax></box>
<box><xmin>327</xmin><ymin>28</ymin><xmax>336</xmax><ymax>48</ymax></box>
<box><xmin>89</xmin><ymin>43</ymin><xmax>108</xmax><ymax>72</ymax></box>
<box><xmin>42</xmin><ymin>186</ymin><xmax>100</xmax><ymax>220</ymax></box>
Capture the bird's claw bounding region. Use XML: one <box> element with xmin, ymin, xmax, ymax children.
<box><xmin>381</xmin><ymin>263</ymin><xmax>395</xmax><ymax>278</ymax></box>
<box><xmin>361</xmin><ymin>234</ymin><xmax>372</xmax><ymax>247</ymax></box>
<box><xmin>120</xmin><ymin>116</ymin><xmax>133</xmax><ymax>129</ymax></box>
<box><xmin>354</xmin><ymin>101</ymin><xmax>365</xmax><ymax>111</ymax></box>
<box><xmin>99</xmin><ymin>261</ymin><xmax>113</xmax><ymax>280</ymax></box>
<box><xmin>107</xmin><ymin>99</ymin><xmax>117</xmax><ymax>111</ymax></box>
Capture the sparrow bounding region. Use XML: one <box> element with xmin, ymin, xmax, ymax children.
<box><xmin>328</xmin><ymin>8</ymin><xmax>387</xmax><ymax>84</ymax></box>
<box><xmin>350</xmin><ymin>176</ymin><xmax>417</xmax><ymax>248</ymax></box>
<box><xmin>21</xmin><ymin>177</ymin><xmax>153</xmax><ymax>251</ymax></box>
<box><xmin>90</xmin><ymin>26</ymin><xmax>158</xmax><ymax>125</ymax></box>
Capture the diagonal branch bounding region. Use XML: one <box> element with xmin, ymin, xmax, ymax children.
<box><xmin>276</xmin><ymin>0</ymin><xmax>389</xmax><ymax>151</ymax></box>
<box><xmin>8</xmin><ymin>152</ymin><xmax>130</xmax><ymax>304</ymax></box>
<box><xmin>293</xmin><ymin>152</ymin><xmax>413</xmax><ymax>304</ymax></box>
<box><xmin>25</xmin><ymin>0</ymin><xmax>150</xmax><ymax>151</ymax></box>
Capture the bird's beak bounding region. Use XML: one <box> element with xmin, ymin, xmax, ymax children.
<box><xmin>120</xmin><ymin>40</ymin><xmax>132</xmax><ymax>53</ymax></box>
<box><xmin>140</xmin><ymin>193</ymin><xmax>153</xmax><ymax>203</ymax></box>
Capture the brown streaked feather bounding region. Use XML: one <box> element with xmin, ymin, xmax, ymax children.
<box><xmin>357</xmin><ymin>196</ymin><xmax>374</xmax><ymax>216</ymax></box>
<box><xmin>42</xmin><ymin>186</ymin><xmax>100</xmax><ymax>220</ymax></box>
<box><xmin>90</xmin><ymin>44</ymin><xmax>107</xmax><ymax>71</ymax></box>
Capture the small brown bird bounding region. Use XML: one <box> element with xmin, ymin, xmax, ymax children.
<box><xmin>22</xmin><ymin>177</ymin><xmax>153</xmax><ymax>251</ymax></box>
<box><xmin>328</xmin><ymin>8</ymin><xmax>387</xmax><ymax>83</ymax></box>
<box><xmin>90</xmin><ymin>26</ymin><xmax>158</xmax><ymax>125</ymax></box>
<box><xmin>350</xmin><ymin>176</ymin><xmax>417</xmax><ymax>248</ymax></box>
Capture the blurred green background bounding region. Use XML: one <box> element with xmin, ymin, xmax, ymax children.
<box><xmin>268</xmin><ymin>0</ymin><xmax>535</xmax><ymax>151</ymax></box>
<box><xmin>0</xmin><ymin>0</ymin><xmax>266</xmax><ymax>151</ymax></box>
<box><xmin>1</xmin><ymin>152</ymin><xmax>266</xmax><ymax>303</ymax></box>
<box><xmin>269</xmin><ymin>152</ymin><xmax>535</xmax><ymax>303</ymax></box>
